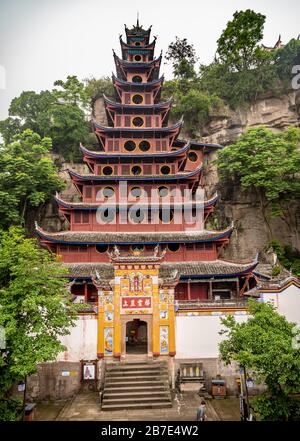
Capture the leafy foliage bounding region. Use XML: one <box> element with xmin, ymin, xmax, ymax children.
<box><xmin>270</xmin><ymin>240</ymin><xmax>300</xmax><ymax>277</ymax></box>
<box><xmin>217</xmin><ymin>126</ymin><xmax>300</xmax><ymax>216</ymax></box>
<box><xmin>0</xmin><ymin>129</ymin><xmax>65</xmax><ymax>229</ymax></box>
<box><xmin>165</xmin><ymin>36</ymin><xmax>197</xmax><ymax>79</ymax></box>
<box><xmin>0</xmin><ymin>228</ymin><xmax>75</xmax><ymax>420</ymax></box>
<box><xmin>219</xmin><ymin>299</ymin><xmax>300</xmax><ymax>420</ymax></box>
<box><xmin>84</xmin><ymin>76</ymin><xmax>115</xmax><ymax>104</ymax></box>
<box><xmin>216</xmin><ymin>9</ymin><xmax>266</xmax><ymax>71</ymax></box>
<box><xmin>0</xmin><ymin>76</ymin><xmax>91</xmax><ymax>161</ymax></box>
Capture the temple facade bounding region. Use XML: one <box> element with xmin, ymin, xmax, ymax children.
<box><xmin>36</xmin><ymin>21</ymin><xmax>258</xmax><ymax>361</ymax></box>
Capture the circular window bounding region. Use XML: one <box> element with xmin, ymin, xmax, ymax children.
<box><xmin>103</xmin><ymin>186</ymin><xmax>115</xmax><ymax>198</ymax></box>
<box><xmin>102</xmin><ymin>166</ymin><xmax>113</xmax><ymax>176</ymax></box>
<box><xmin>161</xmin><ymin>165</ymin><xmax>171</xmax><ymax>175</ymax></box>
<box><xmin>188</xmin><ymin>151</ymin><xmax>198</xmax><ymax>162</ymax></box>
<box><xmin>134</xmin><ymin>41</ymin><xmax>141</xmax><ymax>46</ymax></box>
<box><xmin>124</xmin><ymin>140</ymin><xmax>136</xmax><ymax>152</ymax></box>
<box><xmin>96</xmin><ymin>244</ymin><xmax>109</xmax><ymax>253</ymax></box>
<box><xmin>132</xmin><ymin>94</ymin><xmax>143</xmax><ymax>104</ymax></box>
<box><xmin>99</xmin><ymin>207</ymin><xmax>115</xmax><ymax>223</ymax></box>
<box><xmin>139</xmin><ymin>140</ymin><xmax>150</xmax><ymax>152</ymax></box>
<box><xmin>132</xmin><ymin>75</ymin><xmax>142</xmax><ymax>83</ymax></box>
<box><xmin>158</xmin><ymin>186</ymin><xmax>168</xmax><ymax>197</ymax></box>
<box><xmin>167</xmin><ymin>243</ymin><xmax>180</xmax><ymax>252</ymax></box>
<box><xmin>130</xmin><ymin>208</ymin><xmax>145</xmax><ymax>224</ymax></box>
<box><xmin>159</xmin><ymin>209</ymin><xmax>174</xmax><ymax>223</ymax></box>
<box><xmin>134</xmin><ymin>55</ymin><xmax>142</xmax><ymax>62</ymax></box>
<box><xmin>132</xmin><ymin>117</ymin><xmax>144</xmax><ymax>127</ymax></box>
<box><xmin>131</xmin><ymin>165</ymin><xmax>142</xmax><ymax>175</ymax></box>
<box><xmin>130</xmin><ymin>187</ymin><xmax>142</xmax><ymax>198</ymax></box>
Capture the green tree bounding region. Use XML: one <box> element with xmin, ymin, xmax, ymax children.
<box><xmin>217</xmin><ymin>9</ymin><xmax>266</xmax><ymax>71</ymax></box>
<box><xmin>165</xmin><ymin>37</ymin><xmax>197</xmax><ymax>80</ymax></box>
<box><xmin>53</xmin><ymin>75</ymin><xmax>90</xmax><ymax>109</ymax></box>
<box><xmin>0</xmin><ymin>76</ymin><xmax>91</xmax><ymax>161</ymax></box>
<box><xmin>0</xmin><ymin>129</ymin><xmax>64</xmax><ymax>229</ymax></box>
<box><xmin>219</xmin><ymin>300</ymin><xmax>300</xmax><ymax>421</ymax></box>
<box><xmin>84</xmin><ymin>76</ymin><xmax>115</xmax><ymax>105</ymax></box>
<box><xmin>217</xmin><ymin>126</ymin><xmax>300</xmax><ymax>217</ymax></box>
<box><xmin>0</xmin><ymin>228</ymin><xmax>75</xmax><ymax>420</ymax></box>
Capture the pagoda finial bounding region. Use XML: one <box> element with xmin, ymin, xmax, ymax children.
<box><xmin>136</xmin><ymin>11</ymin><xmax>140</xmax><ymax>28</ymax></box>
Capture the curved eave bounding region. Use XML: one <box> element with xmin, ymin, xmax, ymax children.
<box><xmin>55</xmin><ymin>192</ymin><xmax>218</xmax><ymax>211</ymax></box>
<box><xmin>80</xmin><ymin>140</ymin><xmax>190</xmax><ymax>159</ymax></box>
<box><xmin>112</xmin><ymin>73</ymin><xmax>164</xmax><ymax>89</ymax></box>
<box><xmin>114</xmin><ymin>52</ymin><xmax>162</xmax><ymax>69</ymax></box>
<box><xmin>204</xmin><ymin>193</ymin><xmax>219</xmax><ymax>208</ymax></box>
<box><xmin>104</xmin><ymin>95</ymin><xmax>172</xmax><ymax>111</ymax></box>
<box><xmin>67</xmin><ymin>164</ymin><xmax>202</xmax><ymax>183</ymax></box>
<box><xmin>120</xmin><ymin>36</ymin><xmax>156</xmax><ymax>50</ymax></box>
<box><xmin>93</xmin><ymin>118</ymin><xmax>183</xmax><ymax>135</ymax></box>
<box><xmin>35</xmin><ymin>224</ymin><xmax>234</xmax><ymax>246</ymax></box>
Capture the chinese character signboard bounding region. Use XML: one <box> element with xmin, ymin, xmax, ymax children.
<box><xmin>120</xmin><ymin>296</ymin><xmax>152</xmax><ymax>314</ymax></box>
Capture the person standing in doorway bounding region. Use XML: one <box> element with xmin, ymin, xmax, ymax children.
<box><xmin>197</xmin><ymin>401</ymin><xmax>206</xmax><ymax>421</ymax></box>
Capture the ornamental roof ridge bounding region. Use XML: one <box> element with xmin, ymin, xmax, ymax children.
<box><xmin>107</xmin><ymin>244</ymin><xmax>166</xmax><ymax>262</ymax></box>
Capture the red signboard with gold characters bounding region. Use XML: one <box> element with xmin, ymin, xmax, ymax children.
<box><xmin>121</xmin><ymin>296</ymin><xmax>152</xmax><ymax>311</ymax></box>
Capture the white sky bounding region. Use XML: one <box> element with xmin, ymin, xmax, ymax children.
<box><xmin>0</xmin><ymin>0</ymin><xmax>300</xmax><ymax>120</ymax></box>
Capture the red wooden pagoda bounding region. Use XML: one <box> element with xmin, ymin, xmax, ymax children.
<box><xmin>36</xmin><ymin>20</ymin><xmax>258</xmax><ymax>359</ymax></box>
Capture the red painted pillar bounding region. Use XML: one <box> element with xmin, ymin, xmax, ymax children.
<box><xmin>84</xmin><ymin>283</ymin><xmax>88</xmax><ymax>303</ymax></box>
<box><xmin>187</xmin><ymin>282</ymin><xmax>191</xmax><ymax>301</ymax></box>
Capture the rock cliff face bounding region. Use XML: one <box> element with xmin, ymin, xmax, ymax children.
<box><xmin>201</xmin><ymin>90</ymin><xmax>300</xmax><ymax>261</ymax></box>
<box><xmin>36</xmin><ymin>91</ymin><xmax>300</xmax><ymax>262</ymax></box>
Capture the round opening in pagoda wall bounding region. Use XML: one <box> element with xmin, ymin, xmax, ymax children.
<box><xmin>99</xmin><ymin>207</ymin><xmax>115</xmax><ymax>223</ymax></box>
<box><xmin>167</xmin><ymin>243</ymin><xmax>180</xmax><ymax>252</ymax></box>
<box><xmin>102</xmin><ymin>166</ymin><xmax>113</xmax><ymax>176</ymax></box>
<box><xmin>132</xmin><ymin>94</ymin><xmax>143</xmax><ymax>105</ymax></box>
<box><xmin>158</xmin><ymin>186</ymin><xmax>168</xmax><ymax>197</ymax></box>
<box><xmin>132</xmin><ymin>75</ymin><xmax>143</xmax><ymax>83</ymax></box>
<box><xmin>124</xmin><ymin>140</ymin><xmax>136</xmax><ymax>151</ymax></box>
<box><xmin>131</xmin><ymin>165</ymin><xmax>142</xmax><ymax>175</ymax></box>
<box><xmin>130</xmin><ymin>186</ymin><xmax>142</xmax><ymax>198</ymax></box>
<box><xmin>188</xmin><ymin>151</ymin><xmax>198</xmax><ymax>162</ymax></box>
<box><xmin>159</xmin><ymin>209</ymin><xmax>174</xmax><ymax>223</ymax></box>
<box><xmin>96</xmin><ymin>244</ymin><xmax>109</xmax><ymax>253</ymax></box>
<box><xmin>134</xmin><ymin>55</ymin><xmax>142</xmax><ymax>62</ymax></box>
<box><xmin>134</xmin><ymin>41</ymin><xmax>141</xmax><ymax>46</ymax></box>
<box><xmin>130</xmin><ymin>208</ymin><xmax>145</xmax><ymax>224</ymax></box>
<box><xmin>102</xmin><ymin>186</ymin><xmax>115</xmax><ymax>198</ymax></box>
<box><xmin>161</xmin><ymin>165</ymin><xmax>171</xmax><ymax>175</ymax></box>
<box><xmin>132</xmin><ymin>117</ymin><xmax>144</xmax><ymax>127</ymax></box>
<box><xmin>139</xmin><ymin>140</ymin><xmax>150</xmax><ymax>152</ymax></box>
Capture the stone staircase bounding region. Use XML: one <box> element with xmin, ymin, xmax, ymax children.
<box><xmin>101</xmin><ymin>361</ymin><xmax>172</xmax><ymax>411</ymax></box>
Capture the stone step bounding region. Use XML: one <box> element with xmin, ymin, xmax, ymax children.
<box><xmin>103</xmin><ymin>390</ymin><xmax>171</xmax><ymax>398</ymax></box>
<box><xmin>104</xmin><ymin>380</ymin><xmax>169</xmax><ymax>388</ymax></box>
<box><xmin>101</xmin><ymin>401</ymin><xmax>173</xmax><ymax>411</ymax></box>
<box><xmin>105</xmin><ymin>373</ymin><xmax>169</xmax><ymax>380</ymax></box>
<box><xmin>106</xmin><ymin>363</ymin><xmax>167</xmax><ymax>371</ymax></box>
<box><xmin>104</xmin><ymin>384</ymin><xmax>169</xmax><ymax>392</ymax></box>
<box><xmin>102</xmin><ymin>396</ymin><xmax>172</xmax><ymax>405</ymax></box>
<box><xmin>106</xmin><ymin>370</ymin><xmax>168</xmax><ymax>378</ymax></box>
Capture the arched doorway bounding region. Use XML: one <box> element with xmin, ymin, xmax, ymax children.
<box><xmin>126</xmin><ymin>319</ymin><xmax>147</xmax><ymax>354</ymax></box>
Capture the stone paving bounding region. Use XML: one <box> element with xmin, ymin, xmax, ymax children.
<box><xmin>36</xmin><ymin>391</ymin><xmax>221</xmax><ymax>421</ymax></box>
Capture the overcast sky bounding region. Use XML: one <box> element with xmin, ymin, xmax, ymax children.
<box><xmin>0</xmin><ymin>0</ymin><xmax>300</xmax><ymax>120</ymax></box>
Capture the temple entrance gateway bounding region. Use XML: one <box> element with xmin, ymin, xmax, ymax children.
<box><xmin>121</xmin><ymin>315</ymin><xmax>153</xmax><ymax>357</ymax></box>
<box><xmin>126</xmin><ymin>319</ymin><xmax>147</xmax><ymax>354</ymax></box>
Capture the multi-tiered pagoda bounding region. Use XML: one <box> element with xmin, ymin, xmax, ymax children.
<box><xmin>36</xmin><ymin>21</ymin><xmax>258</xmax><ymax>360</ymax></box>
